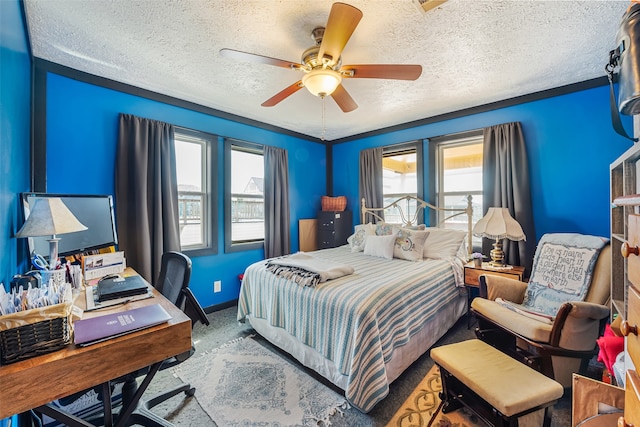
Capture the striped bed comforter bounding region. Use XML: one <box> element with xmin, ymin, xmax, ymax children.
<box><xmin>237</xmin><ymin>246</ymin><xmax>463</xmax><ymax>412</ymax></box>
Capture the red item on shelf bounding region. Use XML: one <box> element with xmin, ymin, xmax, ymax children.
<box><xmin>597</xmin><ymin>323</ymin><xmax>624</xmax><ymax>374</ymax></box>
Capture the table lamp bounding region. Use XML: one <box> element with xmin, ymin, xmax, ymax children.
<box><xmin>472</xmin><ymin>207</ymin><xmax>526</xmax><ymax>267</ymax></box>
<box><xmin>15</xmin><ymin>197</ymin><xmax>88</xmax><ymax>269</ymax></box>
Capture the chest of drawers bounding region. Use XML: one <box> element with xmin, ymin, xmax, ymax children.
<box><xmin>317</xmin><ymin>211</ymin><xmax>352</xmax><ymax>249</ymax></box>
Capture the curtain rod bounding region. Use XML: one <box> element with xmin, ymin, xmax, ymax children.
<box><xmin>428</xmin><ymin>128</ymin><xmax>483</xmax><ymax>144</ymax></box>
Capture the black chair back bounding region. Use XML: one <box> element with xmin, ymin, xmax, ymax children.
<box><xmin>155</xmin><ymin>251</ymin><xmax>191</xmax><ymax>307</ymax></box>
<box><xmin>155</xmin><ymin>251</ymin><xmax>209</xmax><ymax>329</ymax></box>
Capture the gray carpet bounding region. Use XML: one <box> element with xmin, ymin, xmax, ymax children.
<box><xmin>139</xmin><ymin>306</ymin><xmax>572</xmax><ymax>426</ymax></box>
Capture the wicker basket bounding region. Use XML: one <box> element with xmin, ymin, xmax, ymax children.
<box><xmin>0</xmin><ymin>301</ymin><xmax>72</xmax><ymax>365</ymax></box>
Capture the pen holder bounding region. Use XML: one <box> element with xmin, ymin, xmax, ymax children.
<box><xmin>39</xmin><ymin>268</ymin><xmax>66</xmax><ymax>288</ymax></box>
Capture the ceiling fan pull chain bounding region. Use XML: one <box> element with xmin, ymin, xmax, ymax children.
<box><xmin>321</xmin><ymin>96</ymin><xmax>327</xmax><ymax>141</ymax></box>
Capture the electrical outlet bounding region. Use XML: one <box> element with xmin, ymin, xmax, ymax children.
<box><xmin>214</xmin><ymin>280</ymin><xmax>222</xmax><ymax>293</ymax></box>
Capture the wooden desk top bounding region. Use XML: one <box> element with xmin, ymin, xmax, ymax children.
<box><xmin>0</xmin><ymin>269</ymin><xmax>192</xmax><ymax>418</ymax></box>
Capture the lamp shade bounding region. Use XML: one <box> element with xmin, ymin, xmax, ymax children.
<box><xmin>16</xmin><ymin>198</ymin><xmax>87</xmax><ymax>238</ymax></box>
<box><xmin>472</xmin><ymin>207</ymin><xmax>526</xmax><ymax>241</ymax></box>
<box><xmin>302</xmin><ymin>68</ymin><xmax>342</xmax><ymax>97</ymax></box>
<box><xmin>16</xmin><ymin>198</ymin><xmax>88</xmax><ymax>268</ymax></box>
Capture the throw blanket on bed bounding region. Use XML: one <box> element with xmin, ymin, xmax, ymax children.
<box><xmin>238</xmin><ymin>247</ymin><xmax>466</xmax><ymax>412</ymax></box>
<box><xmin>265</xmin><ymin>252</ymin><xmax>354</xmax><ymax>287</ymax></box>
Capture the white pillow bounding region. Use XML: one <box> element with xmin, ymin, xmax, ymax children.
<box><xmin>423</xmin><ymin>228</ymin><xmax>468</xmax><ymax>259</ymax></box>
<box><xmin>394</xmin><ymin>229</ymin><xmax>429</xmax><ymax>261</ymax></box>
<box><xmin>347</xmin><ymin>223</ymin><xmax>376</xmax><ymax>252</ymax></box>
<box><xmin>364</xmin><ymin>234</ymin><xmax>397</xmax><ymax>259</ymax></box>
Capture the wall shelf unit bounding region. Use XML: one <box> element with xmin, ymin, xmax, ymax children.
<box><xmin>610</xmin><ymin>144</ymin><xmax>640</xmax><ymax>322</ymax></box>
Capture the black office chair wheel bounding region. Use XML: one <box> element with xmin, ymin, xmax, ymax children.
<box><xmin>185</xmin><ymin>387</ymin><xmax>196</xmax><ymax>397</ymax></box>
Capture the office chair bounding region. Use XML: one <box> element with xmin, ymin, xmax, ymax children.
<box><xmin>120</xmin><ymin>251</ymin><xmax>210</xmax><ymax>427</ymax></box>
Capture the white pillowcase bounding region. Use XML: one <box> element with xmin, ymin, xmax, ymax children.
<box><xmin>422</xmin><ymin>228</ymin><xmax>468</xmax><ymax>259</ymax></box>
<box><xmin>394</xmin><ymin>229</ymin><xmax>429</xmax><ymax>261</ymax></box>
<box><xmin>347</xmin><ymin>223</ymin><xmax>376</xmax><ymax>252</ymax></box>
<box><xmin>364</xmin><ymin>234</ymin><xmax>397</xmax><ymax>259</ymax></box>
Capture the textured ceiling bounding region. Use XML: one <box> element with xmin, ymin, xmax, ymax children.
<box><xmin>24</xmin><ymin>0</ymin><xmax>629</xmax><ymax>141</ymax></box>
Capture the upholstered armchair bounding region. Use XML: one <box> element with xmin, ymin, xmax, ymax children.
<box><xmin>471</xmin><ymin>233</ymin><xmax>611</xmax><ymax>388</ymax></box>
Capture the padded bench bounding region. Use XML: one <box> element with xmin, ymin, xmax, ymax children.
<box><xmin>431</xmin><ymin>339</ymin><xmax>564</xmax><ymax>427</ymax></box>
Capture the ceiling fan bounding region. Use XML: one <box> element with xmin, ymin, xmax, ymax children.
<box><xmin>219</xmin><ymin>2</ymin><xmax>423</xmax><ymax>113</ymax></box>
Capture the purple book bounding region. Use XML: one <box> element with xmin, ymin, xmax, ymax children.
<box><xmin>74</xmin><ymin>303</ymin><xmax>172</xmax><ymax>346</ymax></box>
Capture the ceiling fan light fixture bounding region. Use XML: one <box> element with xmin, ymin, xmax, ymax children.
<box><xmin>302</xmin><ymin>68</ymin><xmax>342</xmax><ymax>97</ymax></box>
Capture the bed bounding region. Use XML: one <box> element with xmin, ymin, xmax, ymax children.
<box><xmin>237</xmin><ymin>195</ymin><xmax>473</xmax><ymax>412</ymax></box>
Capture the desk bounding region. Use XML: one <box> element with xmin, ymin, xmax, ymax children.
<box><xmin>0</xmin><ymin>269</ymin><xmax>192</xmax><ymax>425</ymax></box>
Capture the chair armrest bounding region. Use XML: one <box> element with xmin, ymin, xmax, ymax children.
<box><xmin>566</xmin><ymin>301</ymin><xmax>610</xmax><ymax>320</ymax></box>
<box><xmin>478</xmin><ymin>274</ymin><xmax>528</xmax><ymax>303</ymax></box>
<box><xmin>550</xmin><ymin>301</ymin><xmax>610</xmax><ymax>349</ymax></box>
<box><xmin>182</xmin><ymin>287</ymin><xmax>210</xmax><ymax>327</ymax></box>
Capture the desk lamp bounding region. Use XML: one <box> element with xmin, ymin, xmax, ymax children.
<box><xmin>473</xmin><ymin>207</ymin><xmax>526</xmax><ymax>267</ymax></box>
<box><xmin>15</xmin><ymin>198</ymin><xmax>87</xmax><ymax>268</ymax></box>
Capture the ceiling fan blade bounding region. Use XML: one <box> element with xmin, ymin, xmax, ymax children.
<box><xmin>331</xmin><ymin>84</ymin><xmax>358</xmax><ymax>112</ymax></box>
<box><xmin>220</xmin><ymin>48</ymin><xmax>300</xmax><ymax>70</ymax></box>
<box><xmin>261</xmin><ymin>81</ymin><xmax>304</xmax><ymax>107</ymax></box>
<box><xmin>317</xmin><ymin>3</ymin><xmax>363</xmax><ymax>66</ymax></box>
<box><xmin>341</xmin><ymin>64</ymin><xmax>423</xmax><ymax>80</ymax></box>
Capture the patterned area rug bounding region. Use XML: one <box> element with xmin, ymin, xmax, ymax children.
<box><xmin>172</xmin><ymin>335</ymin><xmax>349</xmax><ymax>426</ymax></box>
<box><xmin>386</xmin><ymin>365</ymin><xmax>488</xmax><ymax>427</ymax></box>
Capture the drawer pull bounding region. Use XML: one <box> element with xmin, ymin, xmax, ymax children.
<box><xmin>618</xmin><ymin>416</ymin><xmax>634</xmax><ymax>427</ymax></box>
<box><xmin>621</xmin><ymin>320</ymin><xmax>639</xmax><ymax>336</ymax></box>
<box><xmin>622</xmin><ymin>241</ymin><xmax>640</xmax><ymax>258</ymax></box>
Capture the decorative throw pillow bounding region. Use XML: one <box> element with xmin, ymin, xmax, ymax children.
<box><xmin>347</xmin><ymin>223</ymin><xmax>376</xmax><ymax>252</ymax></box>
<box><xmin>422</xmin><ymin>228</ymin><xmax>468</xmax><ymax>259</ymax></box>
<box><xmin>394</xmin><ymin>229</ymin><xmax>429</xmax><ymax>261</ymax></box>
<box><xmin>403</xmin><ymin>224</ymin><xmax>426</xmax><ymax>231</ymax></box>
<box><xmin>522</xmin><ymin>233</ymin><xmax>609</xmax><ymax>316</ymax></box>
<box><xmin>321</xmin><ymin>196</ymin><xmax>347</xmax><ymax>211</ymax></box>
<box><xmin>375</xmin><ymin>223</ymin><xmax>399</xmax><ymax>236</ymax></box>
<box><xmin>363</xmin><ymin>234</ymin><xmax>397</xmax><ymax>259</ymax></box>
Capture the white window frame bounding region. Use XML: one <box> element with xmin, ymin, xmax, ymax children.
<box><xmin>382</xmin><ymin>142</ymin><xmax>423</xmax><ymax>222</ymax></box>
<box><xmin>434</xmin><ymin>132</ymin><xmax>483</xmax><ymax>250</ymax></box>
<box><xmin>174</xmin><ymin>127</ymin><xmax>217</xmax><ymax>256</ymax></box>
<box><xmin>224</xmin><ymin>139</ymin><xmax>264</xmax><ymax>253</ymax></box>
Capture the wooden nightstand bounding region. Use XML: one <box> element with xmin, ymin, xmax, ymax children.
<box><xmin>463</xmin><ymin>262</ymin><xmax>525</xmax><ymax>328</ymax></box>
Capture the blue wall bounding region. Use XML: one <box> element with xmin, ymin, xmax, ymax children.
<box><xmin>2</xmin><ymin>0</ymin><xmax>636</xmax><ymax>307</ymax></box>
<box><xmin>43</xmin><ymin>73</ymin><xmax>326</xmax><ymax>308</ymax></box>
<box><xmin>333</xmin><ymin>85</ymin><xmax>634</xmax><ymax>242</ymax></box>
<box><xmin>0</xmin><ymin>0</ymin><xmax>31</xmax><ymax>288</ymax></box>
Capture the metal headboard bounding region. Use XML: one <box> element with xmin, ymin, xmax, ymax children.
<box><xmin>360</xmin><ymin>195</ymin><xmax>474</xmax><ymax>256</ymax></box>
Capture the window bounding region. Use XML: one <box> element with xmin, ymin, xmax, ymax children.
<box><xmin>225</xmin><ymin>139</ymin><xmax>264</xmax><ymax>252</ymax></box>
<box><xmin>382</xmin><ymin>142</ymin><xmax>422</xmax><ymax>223</ymax></box>
<box><xmin>174</xmin><ymin>128</ymin><xmax>217</xmax><ymax>255</ymax></box>
<box><xmin>435</xmin><ymin>132</ymin><xmax>483</xmax><ymax>249</ymax></box>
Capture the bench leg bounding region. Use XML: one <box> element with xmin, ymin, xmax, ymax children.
<box><xmin>440</xmin><ymin>392</ymin><xmax>463</xmax><ymax>414</ymax></box>
<box><xmin>543</xmin><ymin>406</ymin><xmax>553</xmax><ymax>427</ymax></box>
<box><xmin>437</xmin><ymin>366</ymin><xmax>463</xmax><ymax>414</ymax></box>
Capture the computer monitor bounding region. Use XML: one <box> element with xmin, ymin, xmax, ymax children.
<box><xmin>20</xmin><ymin>193</ymin><xmax>119</xmax><ymax>259</ymax></box>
